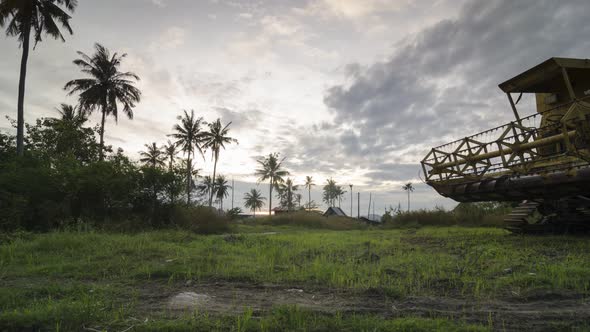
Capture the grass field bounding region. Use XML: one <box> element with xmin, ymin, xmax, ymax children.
<box><xmin>1</xmin><ymin>225</ymin><xmax>589</xmax><ymax>331</ymax></box>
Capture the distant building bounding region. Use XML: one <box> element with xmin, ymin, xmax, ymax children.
<box><xmin>360</xmin><ymin>214</ymin><xmax>382</xmax><ymax>224</ymax></box>
<box><xmin>323</xmin><ymin>207</ymin><xmax>347</xmax><ymax>217</ymax></box>
<box><xmin>272</xmin><ymin>206</ymin><xmax>290</xmax><ymax>215</ymax></box>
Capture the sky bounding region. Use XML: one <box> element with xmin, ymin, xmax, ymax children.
<box><xmin>1</xmin><ymin>0</ymin><xmax>590</xmax><ymax>215</ymax></box>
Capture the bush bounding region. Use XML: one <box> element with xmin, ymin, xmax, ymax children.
<box><xmin>382</xmin><ymin>202</ymin><xmax>513</xmax><ymax>229</ymax></box>
<box><xmin>171</xmin><ymin>205</ymin><xmax>231</xmax><ymax>234</ymax></box>
<box><xmin>249</xmin><ymin>211</ymin><xmax>368</xmax><ymax>231</ymax></box>
<box><xmin>384</xmin><ymin>207</ymin><xmax>456</xmax><ymax>229</ymax></box>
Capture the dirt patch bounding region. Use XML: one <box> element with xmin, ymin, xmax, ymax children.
<box><xmin>138</xmin><ymin>281</ymin><xmax>590</xmax><ymax>331</ymax></box>
<box><xmin>168</xmin><ymin>292</ymin><xmax>211</xmax><ymax>310</ymax></box>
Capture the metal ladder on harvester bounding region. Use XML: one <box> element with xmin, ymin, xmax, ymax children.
<box><xmin>503</xmin><ymin>201</ymin><xmax>540</xmax><ymax>234</ymax></box>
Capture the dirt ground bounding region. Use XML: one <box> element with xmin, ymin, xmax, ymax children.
<box><xmin>138</xmin><ymin>281</ymin><xmax>590</xmax><ymax>331</ymax></box>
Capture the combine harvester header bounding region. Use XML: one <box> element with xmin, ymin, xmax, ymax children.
<box><xmin>422</xmin><ymin>58</ymin><xmax>590</xmax><ymax>234</ymax></box>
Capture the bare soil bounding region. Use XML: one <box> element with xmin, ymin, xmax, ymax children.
<box><xmin>138</xmin><ymin>281</ymin><xmax>590</xmax><ymax>331</ymax></box>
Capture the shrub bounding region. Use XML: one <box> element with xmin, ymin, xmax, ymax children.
<box><xmin>171</xmin><ymin>205</ymin><xmax>231</xmax><ymax>234</ymax></box>
<box><xmin>383</xmin><ymin>202</ymin><xmax>513</xmax><ymax>229</ymax></box>
<box><xmin>249</xmin><ymin>211</ymin><xmax>368</xmax><ymax>231</ymax></box>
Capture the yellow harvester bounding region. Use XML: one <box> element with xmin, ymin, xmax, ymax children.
<box><xmin>421</xmin><ymin>58</ymin><xmax>590</xmax><ymax>233</ymax></box>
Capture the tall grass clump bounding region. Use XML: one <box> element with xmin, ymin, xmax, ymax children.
<box><xmin>249</xmin><ymin>211</ymin><xmax>368</xmax><ymax>231</ymax></box>
<box><xmin>171</xmin><ymin>206</ymin><xmax>231</xmax><ymax>234</ymax></box>
<box><xmin>383</xmin><ymin>202</ymin><xmax>514</xmax><ymax>229</ymax></box>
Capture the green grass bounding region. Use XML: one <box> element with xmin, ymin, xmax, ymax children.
<box><xmin>138</xmin><ymin>307</ymin><xmax>488</xmax><ymax>332</ymax></box>
<box><xmin>1</xmin><ymin>226</ymin><xmax>589</xmax><ymax>330</ymax></box>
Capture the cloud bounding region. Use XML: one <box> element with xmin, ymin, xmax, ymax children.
<box><xmin>289</xmin><ymin>0</ymin><xmax>590</xmax><ymax>189</ymax></box>
<box><xmin>297</xmin><ymin>0</ymin><xmax>409</xmax><ymax>20</ymax></box>
<box><xmin>213</xmin><ymin>107</ymin><xmax>267</xmax><ymax>133</ymax></box>
<box><xmin>152</xmin><ymin>26</ymin><xmax>186</xmax><ymax>50</ymax></box>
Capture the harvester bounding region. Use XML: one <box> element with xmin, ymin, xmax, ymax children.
<box><xmin>421</xmin><ymin>58</ymin><xmax>590</xmax><ymax>234</ymax></box>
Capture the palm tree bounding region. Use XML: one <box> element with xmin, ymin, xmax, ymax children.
<box><xmin>304</xmin><ymin>176</ymin><xmax>314</xmax><ymax>211</ymax></box>
<box><xmin>214</xmin><ymin>175</ymin><xmax>231</xmax><ymax>211</ymax></box>
<box><xmin>163</xmin><ymin>140</ymin><xmax>177</xmax><ymax>171</ymax></box>
<box><xmin>278</xmin><ymin>178</ymin><xmax>298</xmax><ymax>211</ymax></box>
<box><xmin>402</xmin><ymin>182</ymin><xmax>415</xmax><ymax>212</ymax></box>
<box><xmin>197</xmin><ymin>175</ymin><xmax>214</xmax><ymax>200</ymax></box>
<box><xmin>55</xmin><ymin>103</ymin><xmax>87</xmax><ymax>126</ymax></box>
<box><xmin>139</xmin><ymin>142</ymin><xmax>165</xmax><ymax>168</ymax></box>
<box><xmin>179</xmin><ymin>158</ymin><xmax>200</xmax><ymax>201</ymax></box>
<box><xmin>201</xmin><ymin>118</ymin><xmax>237</xmax><ymax>208</ymax></box>
<box><xmin>336</xmin><ymin>185</ymin><xmax>346</xmax><ymax>208</ymax></box>
<box><xmin>1</xmin><ymin>0</ymin><xmax>77</xmax><ymax>156</ymax></box>
<box><xmin>244</xmin><ymin>189</ymin><xmax>265</xmax><ymax>217</ymax></box>
<box><xmin>323</xmin><ymin>178</ymin><xmax>337</xmax><ymax>207</ymax></box>
<box><xmin>46</xmin><ymin>103</ymin><xmax>90</xmax><ymax>158</ymax></box>
<box><xmin>64</xmin><ymin>43</ymin><xmax>141</xmax><ymax>161</ymax></box>
<box><xmin>169</xmin><ymin>110</ymin><xmax>205</xmax><ymax>205</ymax></box>
<box><xmin>255</xmin><ymin>153</ymin><xmax>289</xmax><ymax>216</ymax></box>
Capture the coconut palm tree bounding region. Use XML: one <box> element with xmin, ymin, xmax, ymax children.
<box><xmin>163</xmin><ymin>140</ymin><xmax>177</xmax><ymax>171</ymax></box>
<box><xmin>64</xmin><ymin>43</ymin><xmax>141</xmax><ymax>161</ymax></box>
<box><xmin>1</xmin><ymin>0</ymin><xmax>77</xmax><ymax>156</ymax></box>
<box><xmin>254</xmin><ymin>153</ymin><xmax>289</xmax><ymax>216</ymax></box>
<box><xmin>323</xmin><ymin>178</ymin><xmax>338</xmax><ymax>207</ymax></box>
<box><xmin>139</xmin><ymin>142</ymin><xmax>165</xmax><ymax>168</ymax></box>
<box><xmin>45</xmin><ymin>103</ymin><xmax>90</xmax><ymax>159</ymax></box>
<box><xmin>214</xmin><ymin>175</ymin><xmax>231</xmax><ymax>211</ymax></box>
<box><xmin>55</xmin><ymin>103</ymin><xmax>87</xmax><ymax>126</ymax></box>
<box><xmin>336</xmin><ymin>185</ymin><xmax>346</xmax><ymax>208</ymax></box>
<box><xmin>169</xmin><ymin>110</ymin><xmax>205</xmax><ymax>205</ymax></box>
<box><xmin>304</xmin><ymin>176</ymin><xmax>314</xmax><ymax>211</ymax></box>
<box><xmin>179</xmin><ymin>158</ymin><xmax>200</xmax><ymax>201</ymax></box>
<box><xmin>278</xmin><ymin>178</ymin><xmax>298</xmax><ymax>211</ymax></box>
<box><xmin>244</xmin><ymin>189</ymin><xmax>265</xmax><ymax>217</ymax></box>
<box><xmin>201</xmin><ymin>118</ymin><xmax>237</xmax><ymax>208</ymax></box>
<box><xmin>197</xmin><ymin>175</ymin><xmax>213</xmax><ymax>200</ymax></box>
<box><xmin>402</xmin><ymin>182</ymin><xmax>415</xmax><ymax>212</ymax></box>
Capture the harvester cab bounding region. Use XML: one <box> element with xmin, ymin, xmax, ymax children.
<box><xmin>421</xmin><ymin>58</ymin><xmax>590</xmax><ymax>234</ymax></box>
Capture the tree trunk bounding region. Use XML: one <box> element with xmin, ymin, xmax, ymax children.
<box><xmin>209</xmin><ymin>152</ymin><xmax>218</xmax><ymax>207</ymax></box>
<box><xmin>16</xmin><ymin>23</ymin><xmax>32</xmax><ymax>156</ymax></box>
<box><xmin>186</xmin><ymin>156</ymin><xmax>192</xmax><ymax>205</ymax></box>
<box><xmin>308</xmin><ymin>187</ymin><xmax>311</xmax><ymax>211</ymax></box>
<box><xmin>99</xmin><ymin>108</ymin><xmax>106</xmax><ymax>161</ymax></box>
<box><xmin>268</xmin><ymin>178</ymin><xmax>273</xmax><ymax>217</ymax></box>
<box><xmin>407</xmin><ymin>191</ymin><xmax>410</xmax><ymax>212</ymax></box>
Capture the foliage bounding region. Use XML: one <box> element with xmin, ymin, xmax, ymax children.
<box><xmin>139</xmin><ymin>142</ymin><xmax>165</xmax><ymax>168</ymax></box>
<box><xmin>214</xmin><ymin>175</ymin><xmax>231</xmax><ymax>211</ymax></box>
<box><xmin>64</xmin><ymin>43</ymin><xmax>141</xmax><ymax>160</ymax></box>
<box><xmin>254</xmin><ymin>152</ymin><xmax>289</xmax><ymax>215</ymax></box>
<box><xmin>304</xmin><ymin>175</ymin><xmax>315</xmax><ymax>210</ymax></box>
<box><xmin>252</xmin><ymin>211</ymin><xmax>367</xmax><ymax>230</ymax></box>
<box><xmin>1</xmin><ymin>0</ymin><xmax>77</xmax><ymax>155</ymax></box>
<box><xmin>322</xmin><ymin>178</ymin><xmax>346</xmax><ymax>207</ymax></box>
<box><xmin>383</xmin><ymin>202</ymin><xmax>514</xmax><ymax>228</ymax></box>
<box><xmin>402</xmin><ymin>182</ymin><xmax>414</xmax><ymax>211</ymax></box>
<box><xmin>277</xmin><ymin>177</ymin><xmax>299</xmax><ymax>211</ymax></box>
<box><xmin>243</xmin><ymin>188</ymin><xmax>265</xmax><ymax>216</ymax></box>
<box><xmin>200</xmin><ymin>118</ymin><xmax>237</xmax><ymax>207</ymax></box>
<box><xmin>0</xmin><ymin>115</ymin><xmax>189</xmax><ymax>231</ymax></box>
<box><xmin>170</xmin><ymin>205</ymin><xmax>230</xmax><ymax>234</ymax></box>
<box><xmin>169</xmin><ymin>110</ymin><xmax>206</xmax><ymax>204</ymax></box>
<box><xmin>226</xmin><ymin>207</ymin><xmax>243</xmax><ymax>220</ymax></box>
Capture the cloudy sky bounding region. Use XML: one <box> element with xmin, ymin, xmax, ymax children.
<box><xmin>1</xmin><ymin>0</ymin><xmax>590</xmax><ymax>214</ymax></box>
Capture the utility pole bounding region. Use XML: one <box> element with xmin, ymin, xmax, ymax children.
<box><xmin>367</xmin><ymin>193</ymin><xmax>372</xmax><ymax>219</ymax></box>
<box><xmin>349</xmin><ymin>184</ymin><xmax>353</xmax><ymax>217</ymax></box>
<box><xmin>357</xmin><ymin>192</ymin><xmax>360</xmax><ymax>219</ymax></box>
